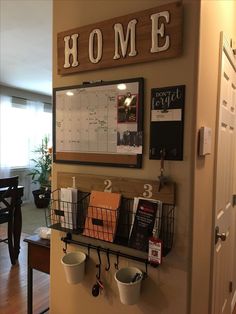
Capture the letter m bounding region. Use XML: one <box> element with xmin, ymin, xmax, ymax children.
<box><xmin>113</xmin><ymin>19</ymin><xmax>137</xmax><ymax>60</ymax></box>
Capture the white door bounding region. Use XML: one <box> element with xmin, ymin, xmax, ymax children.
<box><xmin>212</xmin><ymin>34</ymin><xmax>236</xmax><ymax>314</ymax></box>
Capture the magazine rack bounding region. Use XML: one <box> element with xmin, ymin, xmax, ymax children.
<box><xmin>45</xmin><ymin>172</ymin><xmax>175</xmax><ymax>269</ymax></box>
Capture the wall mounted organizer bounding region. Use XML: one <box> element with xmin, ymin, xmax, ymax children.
<box><xmin>46</xmin><ymin>172</ymin><xmax>176</xmax><ymax>270</ymax></box>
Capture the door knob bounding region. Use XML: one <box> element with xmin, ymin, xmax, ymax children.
<box><xmin>215</xmin><ymin>226</ymin><xmax>227</xmax><ymax>244</ymax></box>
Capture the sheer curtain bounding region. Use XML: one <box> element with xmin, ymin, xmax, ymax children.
<box><xmin>23</xmin><ymin>100</ymin><xmax>45</xmax><ymax>168</ymax></box>
<box><xmin>0</xmin><ymin>94</ymin><xmax>11</xmax><ymax>177</ymax></box>
<box><xmin>0</xmin><ymin>94</ymin><xmax>52</xmax><ymax>200</ymax></box>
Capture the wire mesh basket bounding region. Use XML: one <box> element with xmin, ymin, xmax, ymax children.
<box><xmin>46</xmin><ymin>189</ymin><xmax>174</xmax><ymax>255</ymax></box>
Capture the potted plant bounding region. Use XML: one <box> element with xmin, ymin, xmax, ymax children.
<box><xmin>28</xmin><ymin>136</ymin><xmax>52</xmax><ymax>208</ymax></box>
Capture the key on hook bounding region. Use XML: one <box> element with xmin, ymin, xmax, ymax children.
<box><xmin>158</xmin><ymin>148</ymin><xmax>166</xmax><ymax>191</ymax></box>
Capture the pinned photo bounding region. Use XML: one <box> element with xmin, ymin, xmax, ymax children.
<box><xmin>117</xmin><ymin>93</ymin><xmax>137</xmax><ymax>123</ymax></box>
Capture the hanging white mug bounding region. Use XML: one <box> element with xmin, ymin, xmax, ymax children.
<box><xmin>61</xmin><ymin>251</ymin><xmax>86</xmax><ymax>284</ymax></box>
<box><xmin>114</xmin><ymin>267</ymin><xmax>143</xmax><ymax>305</ymax></box>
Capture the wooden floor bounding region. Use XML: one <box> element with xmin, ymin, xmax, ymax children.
<box><xmin>0</xmin><ymin>227</ymin><xmax>49</xmax><ymax>314</ymax></box>
<box><xmin>0</xmin><ymin>228</ymin><xmax>236</xmax><ymax>314</ymax></box>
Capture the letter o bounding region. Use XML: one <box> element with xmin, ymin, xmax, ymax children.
<box><xmin>89</xmin><ymin>29</ymin><xmax>103</xmax><ymax>64</ymax></box>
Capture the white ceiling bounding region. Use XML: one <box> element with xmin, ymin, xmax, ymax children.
<box><xmin>0</xmin><ymin>0</ymin><xmax>52</xmax><ymax>96</ymax></box>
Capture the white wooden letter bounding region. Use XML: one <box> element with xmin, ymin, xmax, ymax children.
<box><xmin>113</xmin><ymin>19</ymin><xmax>137</xmax><ymax>60</ymax></box>
<box><xmin>150</xmin><ymin>11</ymin><xmax>170</xmax><ymax>53</ymax></box>
<box><xmin>64</xmin><ymin>33</ymin><xmax>79</xmax><ymax>68</ymax></box>
<box><xmin>89</xmin><ymin>29</ymin><xmax>103</xmax><ymax>64</ymax></box>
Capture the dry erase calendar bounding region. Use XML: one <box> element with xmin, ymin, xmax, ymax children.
<box><xmin>53</xmin><ymin>78</ymin><xmax>144</xmax><ymax>168</ymax></box>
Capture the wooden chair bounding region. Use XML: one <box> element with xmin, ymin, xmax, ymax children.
<box><xmin>0</xmin><ymin>176</ymin><xmax>19</xmax><ymax>265</ymax></box>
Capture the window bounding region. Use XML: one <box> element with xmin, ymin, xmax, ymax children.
<box><xmin>0</xmin><ymin>95</ymin><xmax>52</xmax><ymax>170</ymax></box>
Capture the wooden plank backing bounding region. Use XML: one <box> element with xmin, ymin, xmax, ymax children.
<box><xmin>56</xmin><ymin>172</ymin><xmax>175</xmax><ymax>205</ymax></box>
<box><xmin>57</xmin><ymin>2</ymin><xmax>183</xmax><ymax>75</ymax></box>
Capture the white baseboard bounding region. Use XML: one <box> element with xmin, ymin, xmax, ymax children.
<box><xmin>231</xmin><ymin>289</ymin><xmax>236</xmax><ymax>313</ymax></box>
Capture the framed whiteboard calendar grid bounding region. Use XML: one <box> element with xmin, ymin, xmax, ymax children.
<box><xmin>53</xmin><ymin>77</ymin><xmax>144</xmax><ymax>167</ymax></box>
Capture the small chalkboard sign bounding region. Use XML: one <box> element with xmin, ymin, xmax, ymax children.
<box><xmin>149</xmin><ymin>85</ymin><xmax>185</xmax><ymax>160</ymax></box>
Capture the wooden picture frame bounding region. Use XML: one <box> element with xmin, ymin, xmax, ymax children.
<box><xmin>53</xmin><ymin>77</ymin><xmax>144</xmax><ymax>168</ymax></box>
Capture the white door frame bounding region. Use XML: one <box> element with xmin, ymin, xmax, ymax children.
<box><xmin>211</xmin><ymin>32</ymin><xmax>236</xmax><ymax>314</ymax></box>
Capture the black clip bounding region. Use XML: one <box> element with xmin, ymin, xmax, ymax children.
<box><xmin>105</xmin><ymin>249</ymin><xmax>110</xmax><ymax>271</ymax></box>
<box><xmin>66</xmin><ymin>232</ymin><xmax>72</xmax><ymax>241</ymax></box>
<box><xmin>161</xmin><ymin>104</ymin><xmax>169</xmax><ymax>113</ymax></box>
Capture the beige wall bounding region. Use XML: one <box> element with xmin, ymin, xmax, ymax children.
<box><xmin>51</xmin><ymin>1</ymin><xmax>200</xmax><ymax>313</ymax></box>
<box><xmin>191</xmin><ymin>1</ymin><xmax>236</xmax><ymax>314</ymax></box>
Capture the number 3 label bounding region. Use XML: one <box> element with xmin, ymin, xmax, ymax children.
<box><xmin>143</xmin><ymin>184</ymin><xmax>153</xmax><ymax>198</ymax></box>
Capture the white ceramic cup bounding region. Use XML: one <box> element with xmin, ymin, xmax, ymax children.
<box><xmin>61</xmin><ymin>251</ymin><xmax>86</xmax><ymax>284</ymax></box>
<box><xmin>114</xmin><ymin>267</ymin><xmax>143</xmax><ymax>305</ymax></box>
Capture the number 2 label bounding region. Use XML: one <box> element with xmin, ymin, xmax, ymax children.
<box><xmin>104</xmin><ymin>179</ymin><xmax>112</xmax><ymax>192</ymax></box>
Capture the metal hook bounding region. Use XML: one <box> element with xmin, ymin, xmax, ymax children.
<box><xmin>105</xmin><ymin>249</ymin><xmax>110</xmax><ymax>271</ymax></box>
<box><xmin>87</xmin><ymin>244</ymin><xmax>91</xmax><ymax>257</ymax></box>
<box><xmin>63</xmin><ymin>240</ymin><xmax>67</xmax><ymax>254</ymax></box>
<box><xmin>114</xmin><ymin>252</ymin><xmax>120</xmax><ymax>270</ymax></box>
<box><xmin>143</xmin><ymin>260</ymin><xmax>148</xmax><ymax>279</ymax></box>
<box><xmin>62</xmin><ymin>233</ymin><xmax>72</xmax><ymax>254</ymax></box>
<box><xmin>96</xmin><ymin>247</ymin><xmax>102</xmax><ymax>279</ymax></box>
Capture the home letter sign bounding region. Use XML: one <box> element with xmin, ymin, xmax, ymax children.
<box><xmin>57</xmin><ymin>2</ymin><xmax>183</xmax><ymax>75</ymax></box>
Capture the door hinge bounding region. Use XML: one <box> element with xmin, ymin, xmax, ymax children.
<box><xmin>233</xmin><ymin>194</ymin><xmax>236</xmax><ymax>207</ymax></box>
<box><xmin>229</xmin><ymin>281</ymin><xmax>233</xmax><ymax>293</ymax></box>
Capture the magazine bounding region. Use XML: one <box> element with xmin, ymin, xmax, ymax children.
<box><xmin>129</xmin><ymin>197</ymin><xmax>162</xmax><ymax>251</ymax></box>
